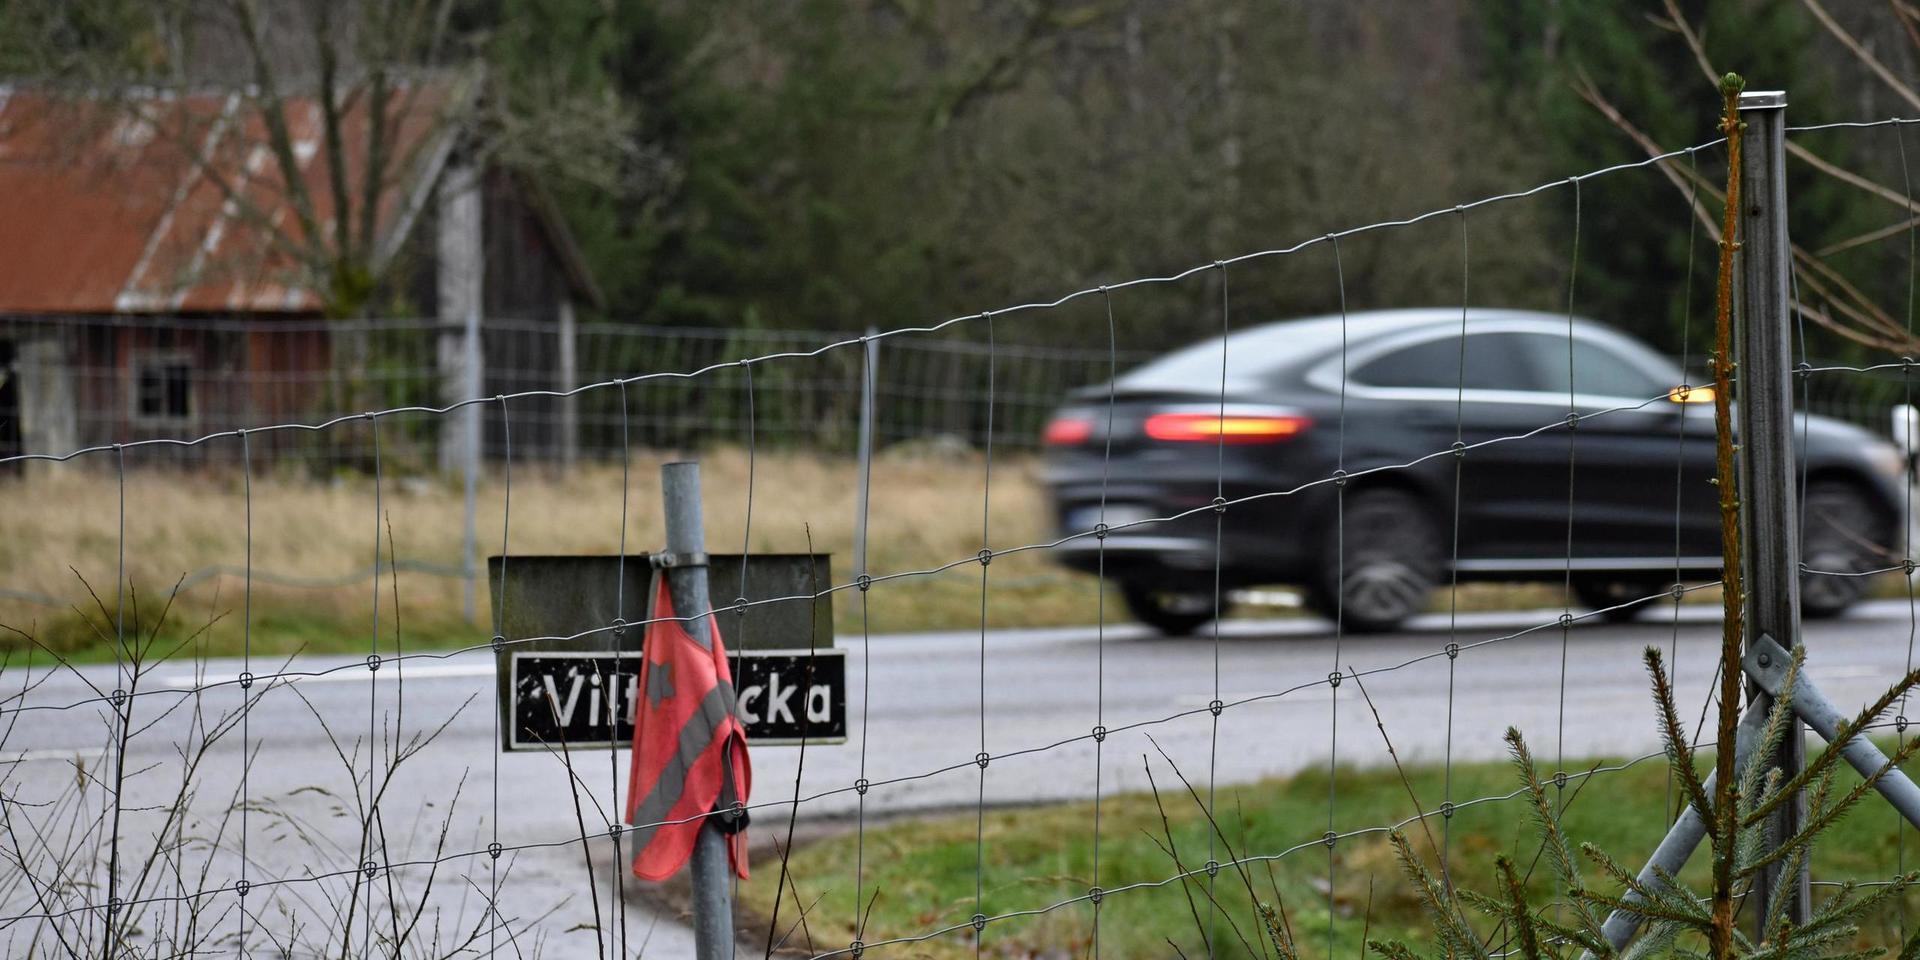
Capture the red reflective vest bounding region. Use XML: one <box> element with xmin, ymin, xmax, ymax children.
<box><xmin>624</xmin><ymin>578</ymin><xmax>751</xmax><ymax>881</ymax></box>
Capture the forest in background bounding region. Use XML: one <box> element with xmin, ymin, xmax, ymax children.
<box><xmin>3</xmin><ymin>0</ymin><xmax>1916</xmax><ymax>360</ymax></box>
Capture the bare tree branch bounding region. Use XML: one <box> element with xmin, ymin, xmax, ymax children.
<box><xmin>1569</xmin><ymin>69</ymin><xmax>1722</xmax><ymax>242</ymax></box>
<box><xmin>311</xmin><ymin>0</ymin><xmax>357</xmax><ymax>273</ymax></box>
<box><xmin>1585</xmin><ymin>4</ymin><xmax>1920</xmax><ymax>353</ymax></box>
<box><xmin>1653</xmin><ymin>0</ymin><xmax>1719</xmax><ymax>89</ymax></box>
<box><xmin>1787</xmin><ymin>140</ymin><xmax>1920</xmax><ymax>214</ymax></box>
<box><xmin>1815</xmin><ymin>214</ymin><xmax>1920</xmax><ymax>257</ymax></box>
<box><xmin>1802</xmin><ymin>0</ymin><xmax>1920</xmax><ymax>113</ymax></box>
<box><xmin>229</xmin><ymin>0</ymin><xmax>326</xmax><ymax>263</ymax></box>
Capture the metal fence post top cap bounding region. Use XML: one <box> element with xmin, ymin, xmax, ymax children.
<box><xmin>1739</xmin><ymin>90</ymin><xmax>1788</xmax><ymax>110</ymax></box>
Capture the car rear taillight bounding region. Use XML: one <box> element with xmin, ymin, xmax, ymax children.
<box><xmin>1143</xmin><ymin>412</ymin><xmax>1309</xmax><ymax>444</ymax></box>
<box><xmin>1044</xmin><ymin>415</ymin><xmax>1094</xmax><ymax>445</ymax></box>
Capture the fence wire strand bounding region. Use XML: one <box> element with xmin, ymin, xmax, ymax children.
<box><xmin>1897</xmin><ymin>113</ymin><xmax>1918</xmax><ymax>942</ymax></box>
<box><xmin>1090</xmin><ymin>286</ymin><xmax>1118</xmax><ymax>960</ymax></box>
<box><xmin>489</xmin><ymin>396</ymin><xmax>512</xmax><ymax>957</ymax></box>
<box><xmin>1442</xmin><ymin>209</ymin><xmax>1467</xmax><ymax>891</ymax></box>
<box><xmin>1328</xmin><ymin>233</ymin><xmax>1348</xmax><ymax>960</ymax></box>
<box><xmin>973</xmin><ymin>310</ymin><xmax>995</xmax><ymax>958</ymax></box>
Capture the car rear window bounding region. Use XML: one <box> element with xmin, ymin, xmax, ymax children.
<box><xmin>1117</xmin><ymin>327</ymin><xmax>1301</xmax><ymax>390</ymax></box>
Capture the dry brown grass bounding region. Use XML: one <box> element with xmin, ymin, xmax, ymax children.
<box><xmin>0</xmin><ymin>448</ymin><xmax>1102</xmax><ymax>658</ymax></box>
<box><xmin>3</xmin><ymin>448</ymin><xmax>1673</xmax><ymax>661</ymax></box>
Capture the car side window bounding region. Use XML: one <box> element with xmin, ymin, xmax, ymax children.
<box><xmin>1519</xmin><ymin>334</ymin><xmax>1667</xmax><ymax>400</ymax></box>
<box><xmin>1351</xmin><ymin>332</ymin><xmax>1535</xmax><ymax>391</ymax></box>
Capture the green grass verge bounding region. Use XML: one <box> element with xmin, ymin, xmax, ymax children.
<box><xmin>1</xmin><ymin>601</ymin><xmax>481</xmax><ymax>667</ymax></box>
<box><xmin>742</xmin><ymin>748</ymin><xmax>1920</xmax><ymax>958</ymax></box>
<box><xmin>3</xmin><ymin>572</ymin><xmax>1627</xmax><ymax>666</ymax></box>
<box><xmin>0</xmin><ymin>565</ymin><xmax>1834</xmax><ymax>668</ymax></box>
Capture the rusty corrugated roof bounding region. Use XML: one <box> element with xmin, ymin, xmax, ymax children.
<box><xmin>0</xmin><ymin>82</ymin><xmax>459</xmax><ymax>315</ymax></box>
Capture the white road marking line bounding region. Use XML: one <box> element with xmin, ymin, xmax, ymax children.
<box><xmin>160</xmin><ymin>662</ymin><xmax>495</xmax><ymax>690</ymax></box>
<box><xmin>1230</xmin><ymin>589</ymin><xmax>1305</xmax><ymax>608</ymax></box>
<box><xmin>1818</xmin><ymin>665</ymin><xmax>1900</xmax><ymax>681</ymax></box>
<box><xmin>1</xmin><ymin>747</ymin><xmax>108</xmax><ymax>764</ymax></box>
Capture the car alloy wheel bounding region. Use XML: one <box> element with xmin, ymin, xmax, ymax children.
<box><xmin>1799</xmin><ymin>479</ymin><xmax>1886</xmax><ymax>619</ymax></box>
<box><xmin>1318</xmin><ymin>487</ymin><xmax>1439</xmax><ymax>634</ymax></box>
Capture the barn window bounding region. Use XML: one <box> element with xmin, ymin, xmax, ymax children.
<box><xmin>132</xmin><ymin>354</ymin><xmax>193</xmax><ymax>423</ymax></box>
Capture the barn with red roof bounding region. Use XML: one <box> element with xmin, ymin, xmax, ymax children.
<box><xmin>0</xmin><ymin>80</ymin><xmax>600</xmax><ymax>466</ymax></box>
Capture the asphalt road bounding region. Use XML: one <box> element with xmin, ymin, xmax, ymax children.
<box><xmin>4</xmin><ymin>599</ymin><xmax>1916</xmax><ymax>956</ymax></box>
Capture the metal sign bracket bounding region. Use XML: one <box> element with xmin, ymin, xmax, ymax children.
<box><xmin>647</xmin><ymin>550</ymin><xmax>708</xmax><ymax>570</ymax></box>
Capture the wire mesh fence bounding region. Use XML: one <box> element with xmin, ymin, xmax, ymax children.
<box><xmin>0</xmin><ymin>314</ymin><xmax>1160</xmax><ymax>469</ymax></box>
<box><xmin>0</xmin><ymin>110</ymin><xmax>1917</xmax><ymax>960</ymax></box>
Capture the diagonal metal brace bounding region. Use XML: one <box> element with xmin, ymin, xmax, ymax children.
<box><xmin>1744</xmin><ymin>633</ymin><xmax>1920</xmax><ymax>826</ymax></box>
<box><xmin>1591</xmin><ymin>697</ymin><xmax>1769</xmax><ymax>951</ymax></box>
<box><xmin>1590</xmin><ymin>634</ymin><xmax>1920</xmax><ymax>953</ymax></box>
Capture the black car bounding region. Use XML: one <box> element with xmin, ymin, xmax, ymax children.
<box><xmin>1042</xmin><ymin>308</ymin><xmax>1909</xmax><ymax>634</ymax></box>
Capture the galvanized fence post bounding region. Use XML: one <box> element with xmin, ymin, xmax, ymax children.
<box><xmin>854</xmin><ymin>327</ymin><xmax>877</xmax><ymax>574</ymax></box>
<box><xmin>1734</xmin><ymin>88</ymin><xmax>1808</xmax><ymax>929</ymax></box>
<box><xmin>660</xmin><ymin>461</ymin><xmax>735</xmax><ymax>960</ymax></box>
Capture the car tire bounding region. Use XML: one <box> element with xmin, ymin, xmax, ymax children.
<box><xmin>1310</xmin><ymin>487</ymin><xmax>1439</xmax><ymax>634</ymax></box>
<box><xmin>1120</xmin><ymin>583</ymin><xmax>1225</xmax><ymax>637</ymax></box>
<box><xmin>1800</xmin><ymin>479</ymin><xmax>1888</xmax><ymax>619</ymax></box>
<box><xmin>1572</xmin><ymin>578</ymin><xmax>1658</xmax><ymax>623</ymax></box>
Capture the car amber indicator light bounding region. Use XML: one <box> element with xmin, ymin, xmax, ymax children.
<box><xmin>1044</xmin><ymin>416</ymin><xmax>1094</xmax><ymax>445</ymax></box>
<box><xmin>1143</xmin><ymin>412</ymin><xmax>1309</xmax><ymax>443</ymax></box>
<box><xmin>1668</xmin><ymin>384</ymin><xmax>1715</xmax><ymax>404</ymax></box>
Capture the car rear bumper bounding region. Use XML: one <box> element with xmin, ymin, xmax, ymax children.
<box><xmin>1044</xmin><ymin>483</ymin><xmax>1332</xmax><ymax>586</ymax></box>
<box><xmin>1047</xmin><ymin>533</ymin><xmax>1222</xmax><ymax>586</ymax></box>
